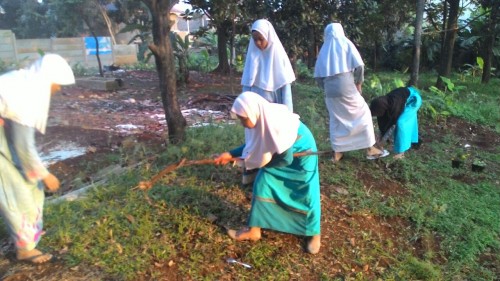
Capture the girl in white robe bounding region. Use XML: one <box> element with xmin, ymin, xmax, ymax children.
<box><xmin>0</xmin><ymin>54</ymin><xmax>75</xmax><ymax>264</ymax></box>
<box><xmin>314</xmin><ymin>23</ymin><xmax>388</xmax><ymax>162</ymax></box>
<box><xmin>241</xmin><ymin>19</ymin><xmax>296</xmax><ymax>112</ymax></box>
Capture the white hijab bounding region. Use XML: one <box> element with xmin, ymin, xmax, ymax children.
<box><xmin>314</xmin><ymin>23</ymin><xmax>364</xmax><ymax>78</ymax></box>
<box><xmin>0</xmin><ymin>54</ymin><xmax>75</xmax><ymax>134</ymax></box>
<box><xmin>241</xmin><ymin>19</ymin><xmax>296</xmax><ymax>91</ymax></box>
<box><xmin>232</xmin><ymin>91</ymin><xmax>300</xmax><ymax>170</ymax></box>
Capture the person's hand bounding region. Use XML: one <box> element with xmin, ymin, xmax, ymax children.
<box><xmin>43</xmin><ymin>173</ymin><xmax>60</xmax><ymax>192</ymax></box>
<box><xmin>232</xmin><ymin>158</ymin><xmax>244</xmax><ymax>168</ymax></box>
<box><xmin>356</xmin><ymin>83</ymin><xmax>363</xmax><ymax>94</ymax></box>
<box><xmin>213</xmin><ymin>152</ymin><xmax>234</xmax><ymax>165</ymax></box>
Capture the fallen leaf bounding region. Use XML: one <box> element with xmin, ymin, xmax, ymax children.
<box><xmin>335</xmin><ymin>187</ymin><xmax>349</xmax><ymax>195</ymax></box>
<box><xmin>206</xmin><ymin>213</ymin><xmax>218</xmax><ymax>223</ymax></box>
<box><xmin>125</xmin><ymin>214</ymin><xmax>135</xmax><ymax>224</ymax></box>
<box><xmin>59</xmin><ymin>246</ymin><xmax>69</xmax><ymax>254</ymax></box>
<box><xmin>116</xmin><ymin>243</ymin><xmax>123</xmax><ymax>254</ymax></box>
<box><xmin>349</xmin><ymin>237</ymin><xmax>356</xmax><ymax>246</ymax></box>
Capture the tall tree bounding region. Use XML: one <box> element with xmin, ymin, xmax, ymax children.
<box><xmin>0</xmin><ymin>0</ymin><xmax>53</xmax><ymax>39</ymax></box>
<box><xmin>186</xmin><ymin>0</ymin><xmax>242</xmax><ymax>74</ymax></box>
<box><xmin>333</xmin><ymin>0</ymin><xmax>414</xmax><ymax>71</ymax></box>
<box><xmin>410</xmin><ymin>0</ymin><xmax>425</xmax><ymax>86</ymax></box>
<box><xmin>436</xmin><ymin>0</ymin><xmax>460</xmax><ymax>89</ymax></box>
<box><xmin>267</xmin><ymin>0</ymin><xmax>332</xmax><ymax>70</ymax></box>
<box><xmin>480</xmin><ymin>0</ymin><xmax>499</xmax><ymax>83</ymax></box>
<box><xmin>48</xmin><ymin>0</ymin><xmax>117</xmax><ymax>75</ymax></box>
<box><xmin>141</xmin><ymin>0</ymin><xmax>186</xmax><ymax>143</ymax></box>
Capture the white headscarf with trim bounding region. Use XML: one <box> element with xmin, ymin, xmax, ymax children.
<box><xmin>241</xmin><ymin>19</ymin><xmax>296</xmax><ymax>91</ymax></box>
<box><xmin>0</xmin><ymin>54</ymin><xmax>75</xmax><ymax>134</ymax></box>
<box><xmin>231</xmin><ymin>91</ymin><xmax>300</xmax><ymax>170</ymax></box>
<box><xmin>314</xmin><ymin>23</ymin><xmax>364</xmax><ymax>78</ymax></box>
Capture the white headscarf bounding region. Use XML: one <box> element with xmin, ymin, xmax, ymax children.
<box><xmin>241</xmin><ymin>19</ymin><xmax>296</xmax><ymax>91</ymax></box>
<box><xmin>314</xmin><ymin>23</ymin><xmax>364</xmax><ymax>78</ymax></box>
<box><xmin>231</xmin><ymin>91</ymin><xmax>300</xmax><ymax>170</ymax></box>
<box><xmin>0</xmin><ymin>54</ymin><xmax>75</xmax><ymax>134</ymax></box>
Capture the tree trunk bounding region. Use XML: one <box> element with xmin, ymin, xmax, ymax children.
<box><xmin>229</xmin><ymin>16</ymin><xmax>236</xmax><ymax>94</ymax></box>
<box><xmin>214</xmin><ymin>21</ymin><xmax>231</xmax><ymax>74</ymax></box>
<box><xmin>372</xmin><ymin>40</ymin><xmax>379</xmax><ymax>72</ymax></box>
<box><xmin>307</xmin><ymin>25</ymin><xmax>316</xmax><ymax>68</ymax></box>
<box><xmin>481</xmin><ymin>1</ymin><xmax>499</xmax><ymax>84</ymax></box>
<box><xmin>145</xmin><ymin>0</ymin><xmax>186</xmax><ymax>143</ymax></box>
<box><xmin>409</xmin><ymin>0</ymin><xmax>424</xmax><ymax>87</ymax></box>
<box><xmin>436</xmin><ymin>0</ymin><xmax>459</xmax><ymax>89</ymax></box>
<box><xmin>83</xmin><ymin>18</ymin><xmax>103</xmax><ymax>77</ymax></box>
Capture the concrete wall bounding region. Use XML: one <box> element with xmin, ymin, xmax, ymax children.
<box><xmin>0</xmin><ymin>30</ymin><xmax>137</xmax><ymax>68</ymax></box>
<box><xmin>0</xmin><ymin>30</ymin><xmax>17</xmax><ymax>64</ymax></box>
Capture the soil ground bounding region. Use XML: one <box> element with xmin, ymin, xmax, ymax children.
<box><xmin>1</xmin><ymin>70</ymin><xmax>498</xmax><ymax>280</ymax></box>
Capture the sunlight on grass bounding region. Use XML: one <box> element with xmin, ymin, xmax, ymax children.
<box><xmin>32</xmin><ymin>72</ymin><xmax>500</xmax><ymax>280</ymax></box>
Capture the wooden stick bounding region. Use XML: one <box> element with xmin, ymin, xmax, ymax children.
<box><xmin>135</xmin><ymin>150</ymin><xmax>332</xmax><ymax>190</ymax></box>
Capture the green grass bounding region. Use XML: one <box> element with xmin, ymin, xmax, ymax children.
<box><xmin>33</xmin><ymin>73</ymin><xmax>500</xmax><ymax>280</ymax></box>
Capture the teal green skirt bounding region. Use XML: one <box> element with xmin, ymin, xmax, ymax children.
<box><xmin>394</xmin><ymin>86</ymin><xmax>422</xmax><ymax>153</ymax></box>
<box><xmin>248</xmin><ymin>122</ymin><xmax>321</xmax><ymax>236</ymax></box>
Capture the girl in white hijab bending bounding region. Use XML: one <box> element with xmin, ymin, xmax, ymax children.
<box><xmin>241</xmin><ymin>19</ymin><xmax>296</xmax><ymax>112</ymax></box>
<box><xmin>0</xmin><ymin>54</ymin><xmax>75</xmax><ymax>264</ymax></box>
<box><xmin>231</xmin><ymin>92</ymin><xmax>300</xmax><ymax>169</ymax></box>
<box><xmin>314</xmin><ymin>23</ymin><xmax>388</xmax><ymax>162</ymax></box>
<box><xmin>214</xmin><ymin>92</ymin><xmax>322</xmax><ymax>255</ymax></box>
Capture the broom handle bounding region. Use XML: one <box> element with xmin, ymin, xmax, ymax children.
<box><xmin>187</xmin><ymin>150</ymin><xmax>331</xmax><ymax>165</ymax></box>
<box><xmin>137</xmin><ymin>150</ymin><xmax>332</xmax><ymax>190</ymax></box>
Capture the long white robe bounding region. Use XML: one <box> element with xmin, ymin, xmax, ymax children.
<box><xmin>314</xmin><ymin>23</ymin><xmax>375</xmax><ymax>152</ymax></box>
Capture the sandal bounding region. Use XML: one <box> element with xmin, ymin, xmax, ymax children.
<box><xmin>366</xmin><ymin>149</ymin><xmax>390</xmax><ymax>160</ymax></box>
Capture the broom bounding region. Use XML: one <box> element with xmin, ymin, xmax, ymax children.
<box><xmin>135</xmin><ymin>150</ymin><xmax>332</xmax><ymax>190</ymax></box>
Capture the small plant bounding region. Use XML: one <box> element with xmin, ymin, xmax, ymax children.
<box><xmin>422</xmin><ymin>76</ymin><xmax>468</xmax><ymax>124</ymax></box>
<box><xmin>295</xmin><ymin>59</ymin><xmax>313</xmax><ymax>80</ymax></box>
<box><xmin>71</xmin><ymin>62</ymin><xmax>88</xmax><ymax>77</ymax></box>
<box><xmin>171</xmin><ymin>32</ymin><xmax>191</xmax><ymax>85</ymax></box>
<box><xmin>471</xmin><ymin>158</ymin><xmax>486</xmax><ymax>172</ymax></box>
<box><xmin>367</xmin><ymin>75</ymin><xmax>384</xmax><ymax>97</ymax></box>
<box><xmin>451</xmin><ymin>149</ymin><xmax>469</xmax><ymax>168</ymax></box>
<box><xmin>453</xmin><ymin>150</ymin><xmax>469</xmax><ymax>161</ymax></box>
<box><xmin>460</xmin><ymin>57</ymin><xmax>484</xmax><ymax>82</ymax></box>
<box><xmin>472</xmin><ymin>159</ymin><xmax>485</xmax><ymax>166</ymax></box>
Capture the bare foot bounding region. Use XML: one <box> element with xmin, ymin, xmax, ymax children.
<box><xmin>332</xmin><ymin>152</ymin><xmax>344</xmax><ymax>162</ymax></box>
<box><xmin>394</xmin><ymin>153</ymin><xmax>405</xmax><ymax>159</ymax></box>
<box><xmin>227</xmin><ymin>227</ymin><xmax>261</xmax><ymax>241</ymax></box>
<box><xmin>17</xmin><ymin>249</ymin><xmax>53</xmax><ymax>264</ymax></box>
<box><xmin>366</xmin><ymin>146</ymin><xmax>383</xmax><ymax>157</ymax></box>
<box><xmin>307</xmin><ymin>235</ymin><xmax>321</xmax><ymax>254</ymax></box>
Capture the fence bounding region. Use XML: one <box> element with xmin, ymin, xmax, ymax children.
<box><xmin>0</xmin><ymin>30</ymin><xmax>137</xmax><ymax>68</ymax></box>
